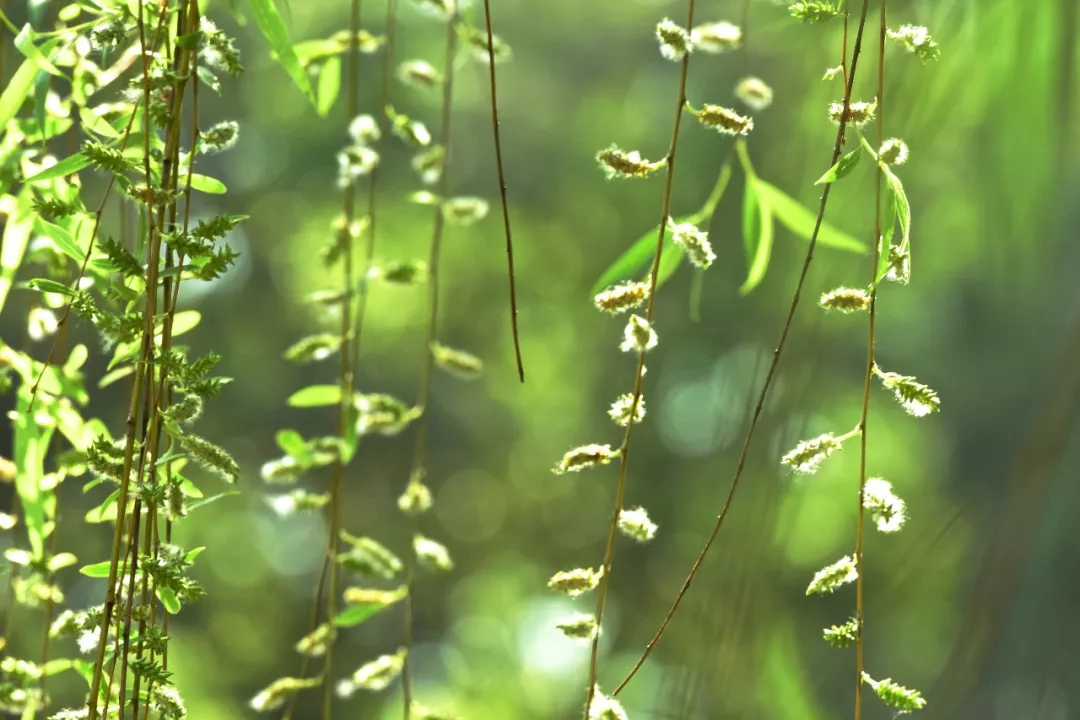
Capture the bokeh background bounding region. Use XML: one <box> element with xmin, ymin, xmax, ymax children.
<box><xmin>3</xmin><ymin>0</ymin><xmax>1080</xmax><ymax>718</ymax></box>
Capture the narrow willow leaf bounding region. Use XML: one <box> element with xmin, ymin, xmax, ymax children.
<box><xmin>333</xmin><ymin>586</ymin><xmax>407</xmax><ymax>628</ymax></box>
<box><xmin>287</xmin><ymin>384</ymin><xmax>342</xmax><ymax>407</ymax></box>
<box><xmin>85</xmin><ymin>488</ymin><xmax>121</xmax><ymax>524</ymax></box>
<box><xmin>34</xmin><ymin>71</ymin><xmax>50</xmax><ymax>141</ymax></box>
<box><xmin>14</xmin><ymin>24</ymin><xmax>65</xmax><ymax>77</ymax></box>
<box><xmin>316</xmin><ymin>56</ymin><xmax>341</xmax><ymax>117</ymax></box>
<box><xmin>815</xmin><ymin>146</ymin><xmax>863</xmax><ymax>185</ymax></box>
<box><xmin>0</xmin><ymin>191</ymin><xmax>33</xmax><ymax>314</ymax></box>
<box><xmin>33</xmin><ymin>217</ymin><xmax>86</xmax><ymax>264</ymax></box>
<box><xmin>184</xmin><ymin>547</ymin><xmax>207</xmax><ymax>563</ymax></box>
<box><xmin>753</xmin><ymin>180</ymin><xmax>867</xmax><ymax>253</ymax></box>
<box><xmin>185</xmin><ymin>490</ymin><xmax>241</xmax><ymax>512</ymax></box>
<box><xmin>247</xmin><ymin>0</ymin><xmax>316</xmax><ymax>105</ymax></box>
<box><xmin>27</xmin><ymin>278</ymin><xmax>76</xmax><ymax>297</ymax></box>
<box><xmin>79</xmin><ymin>561</ymin><xmax>112</xmax><ymax>578</ymax></box>
<box><xmin>590</xmin><ymin>216</ymin><xmax>693</xmax><ymax>298</ymax></box>
<box><xmin>79</xmin><ymin>107</ymin><xmax>121</xmax><ymax>139</ymax></box>
<box><xmin>884</xmin><ymin>165</ymin><xmax>910</xmax><ymax>250</ymax></box>
<box><xmin>740</xmin><ymin>179</ymin><xmax>775</xmax><ymax>295</ymax></box>
<box><xmin>14</xmin><ymin>388</ymin><xmax>52</xmax><ymax>559</ymax></box>
<box><xmin>188</xmin><ymin>173</ymin><xmax>227</xmax><ymax>194</ymax></box>
<box><xmin>24</xmin><ymin>153</ymin><xmax>90</xmax><ymax>183</ymax></box>
<box><xmin>0</xmin><ymin>38</ymin><xmax>60</xmax><ymax>129</ymax></box>
<box><xmin>275</xmin><ymin>429</ymin><xmax>313</xmax><ymax>464</ymax></box>
<box><xmin>156</xmin><ymin>586</ymin><xmax>181</xmax><ymax>614</ymax></box>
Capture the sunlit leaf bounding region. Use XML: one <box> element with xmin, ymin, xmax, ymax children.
<box><xmin>590</xmin><ymin>216</ymin><xmax>693</xmax><ymax>298</ymax></box>
<box><xmin>287</xmin><ymin>385</ymin><xmax>342</xmax><ymax>407</ymax></box>
<box><xmin>753</xmin><ymin>180</ymin><xmax>867</xmax><ymax>253</ymax></box>
<box><xmin>157</xmin><ymin>586</ymin><xmax>181</xmax><ymax>614</ymax></box>
<box><xmin>815</xmin><ymin>146</ymin><xmax>863</xmax><ymax>185</ymax></box>
<box><xmin>13</xmin><ymin>388</ymin><xmax>52</xmax><ymax>559</ymax></box>
<box><xmin>247</xmin><ymin>0</ymin><xmax>316</xmax><ymax>105</ymax></box>
<box><xmin>79</xmin><ymin>560</ymin><xmax>112</xmax><ymax>578</ymax></box>
<box><xmin>0</xmin><ymin>191</ymin><xmax>33</xmax><ymax>314</ymax></box>
<box><xmin>740</xmin><ymin>179</ymin><xmax>775</xmax><ymax>295</ymax></box>
<box><xmin>23</xmin><ymin>153</ymin><xmax>90</xmax><ymax>182</ymax></box>
<box><xmin>333</xmin><ymin>585</ymin><xmax>407</xmax><ymax>628</ymax></box>
<box><xmin>0</xmin><ymin>37</ymin><xmax>60</xmax><ymax>129</ymax></box>
<box><xmin>188</xmin><ymin>174</ymin><xmax>227</xmax><ymax>194</ymax></box>
<box><xmin>316</xmin><ymin>56</ymin><xmax>341</xmax><ymax>117</ymax></box>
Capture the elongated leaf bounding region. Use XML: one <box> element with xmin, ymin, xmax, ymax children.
<box><xmin>815</xmin><ymin>146</ymin><xmax>863</xmax><ymax>185</ymax></box>
<box><xmin>590</xmin><ymin>215</ymin><xmax>694</xmax><ymax>298</ymax></box>
<box><xmin>247</xmin><ymin>0</ymin><xmax>316</xmax><ymax>106</ymax></box>
<box><xmin>0</xmin><ymin>36</ymin><xmax>60</xmax><ymax>129</ymax></box>
<box><xmin>275</xmin><ymin>429</ymin><xmax>313</xmax><ymax>464</ymax></box>
<box><xmin>14</xmin><ymin>388</ymin><xmax>53</xmax><ymax>559</ymax></box>
<box><xmin>34</xmin><ymin>217</ymin><xmax>86</xmax><ymax>264</ymax></box>
<box><xmin>24</xmin><ymin>153</ymin><xmax>90</xmax><ymax>182</ymax></box>
<box><xmin>188</xmin><ymin>173</ymin><xmax>226</xmax><ymax>194</ymax></box>
<box><xmin>79</xmin><ymin>561</ymin><xmax>112</xmax><ymax>578</ymax></box>
<box><xmin>27</xmin><ymin>278</ymin><xmax>76</xmax><ymax>297</ymax></box>
<box><xmin>156</xmin><ymin>586</ymin><xmax>181</xmax><ymax>614</ymax></box>
<box><xmin>185</xmin><ymin>491</ymin><xmax>240</xmax><ymax>512</ymax></box>
<box><xmin>287</xmin><ymin>385</ymin><xmax>342</xmax><ymax>407</ymax></box>
<box><xmin>14</xmin><ymin>24</ymin><xmax>65</xmax><ymax>77</ymax></box>
<box><xmin>0</xmin><ymin>191</ymin><xmax>33</xmax><ymax>314</ymax></box>
<box><xmin>333</xmin><ymin>586</ymin><xmax>407</xmax><ymax>628</ymax></box>
<box><xmin>740</xmin><ymin>179</ymin><xmax>775</xmax><ymax>295</ymax></box>
<box><xmin>753</xmin><ymin>180</ymin><xmax>867</xmax><ymax>253</ymax></box>
<box><xmin>316</xmin><ymin>56</ymin><xmax>341</xmax><ymax>117</ymax></box>
<box><xmin>883</xmin><ymin>166</ymin><xmax>910</xmax><ymax>250</ymax></box>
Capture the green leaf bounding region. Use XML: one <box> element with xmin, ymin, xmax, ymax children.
<box><xmin>86</xmin><ymin>488</ymin><xmax>121</xmax><ymax>524</ymax></box>
<box><xmin>27</xmin><ymin>277</ymin><xmax>76</xmax><ymax>297</ymax></box>
<box><xmin>753</xmin><ymin>180</ymin><xmax>867</xmax><ymax>253</ymax></box>
<box><xmin>333</xmin><ymin>586</ymin><xmax>407</xmax><ymax>628</ymax></box>
<box><xmin>287</xmin><ymin>384</ymin><xmax>342</xmax><ymax>407</ymax></box>
<box><xmin>316</xmin><ymin>56</ymin><xmax>341</xmax><ymax>117</ymax></box>
<box><xmin>247</xmin><ymin>0</ymin><xmax>316</xmax><ymax>106</ymax></box>
<box><xmin>24</xmin><ymin>152</ymin><xmax>90</xmax><ymax>182</ymax></box>
<box><xmin>79</xmin><ymin>560</ymin><xmax>112</xmax><ymax>578</ymax></box>
<box><xmin>0</xmin><ymin>36</ymin><xmax>60</xmax><ymax>129</ymax></box>
<box><xmin>14</xmin><ymin>24</ymin><xmax>65</xmax><ymax>77</ymax></box>
<box><xmin>33</xmin><ymin>217</ymin><xmax>86</xmax><ymax>264</ymax></box>
<box><xmin>590</xmin><ymin>215</ymin><xmax>695</xmax><ymax>298</ymax></box>
<box><xmin>188</xmin><ymin>174</ymin><xmax>226</xmax><ymax>194</ymax></box>
<box><xmin>884</xmin><ymin>165</ymin><xmax>910</xmax><ymax>250</ymax></box>
<box><xmin>13</xmin><ymin>388</ymin><xmax>53</xmax><ymax>559</ymax></box>
<box><xmin>156</xmin><ymin>586</ymin><xmax>181</xmax><ymax>614</ymax></box>
<box><xmin>740</xmin><ymin>179</ymin><xmax>775</xmax><ymax>295</ymax></box>
<box><xmin>184</xmin><ymin>547</ymin><xmax>206</xmax><ymax>563</ymax></box>
<box><xmin>185</xmin><ymin>490</ymin><xmax>240</xmax><ymax>512</ymax></box>
<box><xmin>815</xmin><ymin>146</ymin><xmax>863</xmax><ymax>185</ymax></box>
<box><xmin>0</xmin><ymin>191</ymin><xmax>33</xmax><ymax>314</ymax></box>
<box><xmin>275</xmin><ymin>429</ymin><xmax>313</xmax><ymax>463</ymax></box>
<box><xmin>79</xmin><ymin>107</ymin><xmax>121</xmax><ymax>139</ymax></box>
<box><xmin>169</xmin><ymin>310</ymin><xmax>202</xmax><ymax>337</ymax></box>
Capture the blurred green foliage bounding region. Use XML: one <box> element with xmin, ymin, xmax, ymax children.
<box><xmin>2</xmin><ymin>0</ymin><xmax>1079</xmax><ymax>717</ymax></box>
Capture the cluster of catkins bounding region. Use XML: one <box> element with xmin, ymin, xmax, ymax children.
<box><xmin>543</xmin><ymin>13</ymin><xmax>785</xmax><ymax>719</ymax></box>
<box><xmin>779</xmin><ymin>10</ymin><xmax>941</xmax><ymax>714</ymax></box>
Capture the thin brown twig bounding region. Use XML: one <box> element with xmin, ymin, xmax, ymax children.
<box><xmin>583</xmin><ymin>3</ymin><xmax>697</xmax><ymax>717</ymax></box>
<box><xmin>481</xmin><ymin>0</ymin><xmax>524</xmax><ymax>383</ymax></box>
<box><xmin>612</xmin><ymin>0</ymin><xmax>875</xmax><ymax>695</ymax></box>
<box><xmin>854</xmin><ymin>3</ymin><xmax>887</xmax><ymax>717</ymax></box>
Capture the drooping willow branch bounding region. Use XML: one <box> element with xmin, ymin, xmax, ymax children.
<box><xmin>582</xmin><ymin>2</ymin><xmax>698</xmax><ymax>717</ymax></box>
<box><xmin>613</xmin><ymin>0</ymin><xmax>876</xmax><ymax>696</ymax></box>
<box><xmin>481</xmin><ymin>0</ymin><xmax>525</xmax><ymax>383</ymax></box>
